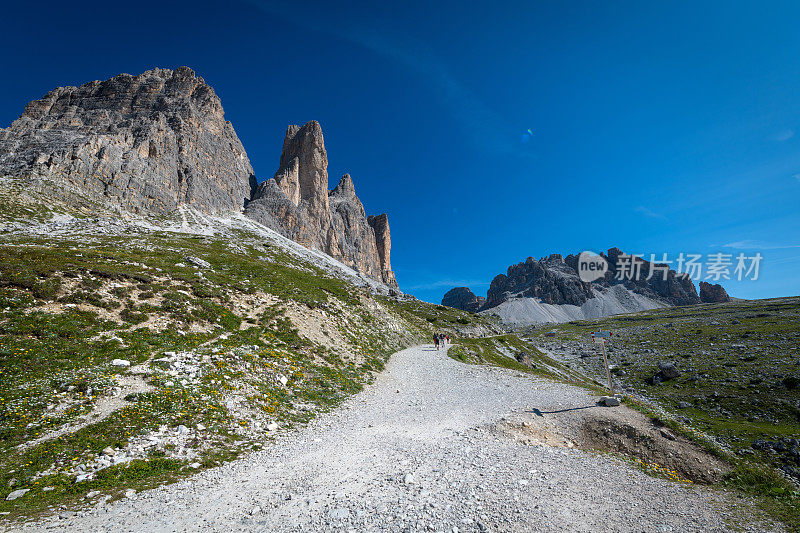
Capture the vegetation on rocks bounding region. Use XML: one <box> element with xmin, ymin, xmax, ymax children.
<box><xmin>0</xmin><ymin>180</ymin><xmax>496</xmax><ymax>521</ymax></box>
<box><xmin>524</xmin><ymin>297</ymin><xmax>800</xmax><ymax>530</ymax></box>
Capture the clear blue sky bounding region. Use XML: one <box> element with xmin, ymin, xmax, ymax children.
<box><xmin>2</xmin><ymin>1</ymin><xmax>799</xmax><ymax>303</ymax></box>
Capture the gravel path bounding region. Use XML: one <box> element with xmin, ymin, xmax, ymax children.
<box><xmin>22</xmin><ymin>345</ymin><xmax>765</xmax><ymax>532</ymax></box>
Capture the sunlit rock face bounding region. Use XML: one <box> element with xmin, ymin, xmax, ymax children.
<box><xmin>245</xmin><ymin>122</ymin><xmax>397</xmax><ymax>288</ymax></box>
<box><xmin>0</xmin><ymin>67</ymin><xmax>256</xmax><ymax>214</ymax></box>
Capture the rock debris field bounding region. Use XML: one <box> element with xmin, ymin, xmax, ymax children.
<box><xmin>16</xmin><ymin>345</ymin><xmax>774</xmax><ymax>532</ymax></box>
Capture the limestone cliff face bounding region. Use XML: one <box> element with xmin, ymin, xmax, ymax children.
<box><xmin>244</xmin><ymin>121</ymin><xmax>397</xmax><ymax>288</ymax></box>
<box><xmin>0</xmin><ymin>67</ymin><xmax>255</xmax><ymax>213</ymax></box>
<box><xmin>0</xmin><ymin>69</ymin><xmax>398</xmax><ymax>288</ymax></box>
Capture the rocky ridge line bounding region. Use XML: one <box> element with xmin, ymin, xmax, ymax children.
<box><xmin>443</xmin><ymin>248</ymin><xmax>704</xmax><ymax>313</ymax></box>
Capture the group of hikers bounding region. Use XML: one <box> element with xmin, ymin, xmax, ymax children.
<box><xmin>433</xmin><ymin>332</ymin><xmax>450</xmax><ymax>350</ymax></box>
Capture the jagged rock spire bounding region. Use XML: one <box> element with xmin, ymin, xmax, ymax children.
<box><xmin>246</xmin><ymin>121</ymin><xmax>398</xmax><ymax>288</ymax></box>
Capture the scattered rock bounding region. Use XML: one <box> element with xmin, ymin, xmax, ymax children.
<box><xmin>185</xmin><ymin>256</ymin><xmax>211</xmax><ymax>269</ymax></box>
<box><xmin>111</xmin><ymin>359</ymin><xmax>131</xmax><ymax>368</ymax></box>
<box><xmin>659</xmin><ymin>429</ymin><xmax>676</xmax><ymax>441</ymax></box>
<box><xmin>5</xmin><ymin>488</ymin><xmax>30</xmax><ymax>501</ymax></box>
<box><xmin>657</xmin><ymin>362</ymin><xmax>681</xmax><ymax>381</ymax></box>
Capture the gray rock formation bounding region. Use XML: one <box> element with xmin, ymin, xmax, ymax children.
<box><xmin>484</xmin><ymin>254</ymin><xmax>595</xmax><ymax>310</ymax></box>
<box><xmin>0</xmin><ymin>68</ymin><xmax>398</xmax><ymax>288</ymax></box>
<box><xmin>699</xmin><ymin>281</ymin><xmax>731</xmax><ymax>303</ymax></box>
<box><xmin>245</xmin><ymin>121</ymin><xmax>397</xmax><ymax>288</ymax></box>
<box><xmin>0</xmin><ymin>67</ymin><xmax>255</xmax><ymax>213</ymax></box>
<box><xmin>441</xmin><ymin>287</ymin><xmax>485</xmax><ymax>313</ymax></box>
<box><xmin>443</xmin><ymin>247</ymin><xmax>701</xmax><ymax>316</ymax></box>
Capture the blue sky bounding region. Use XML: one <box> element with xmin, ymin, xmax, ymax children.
<box><xmin>1</xmin><ymin>1</ymin><xmax>799</xmax><ymax>303</ymax></box>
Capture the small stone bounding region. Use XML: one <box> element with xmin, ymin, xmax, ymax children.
<box><xmin>102</xmin><ymin>447</ymin><xmax>115</xmax><ymax>456</ymax></box>
<box><xmin>125</xmin><ymin>489</ymin><xmax>136</xmax><ymax>498</ymax></box>
<box><xmin>402</xmin><ymin>473</ymin><xmax>415</xmax><ymax>484</ymax></box>
<box><xmin>86</xmin><ymin>491</ymin><xmax>101</xmax><ymax>498</ymax></box>
<box><xmin>660</xmin><ymin>429</ymin><xmax>676</xmax><ymax>441</ymax></box>
<box><xmin>176</xmin><ymin>425</ymin><xmax>189</xmax><ymax>435</ymax></box>
<box><xmin>111</xmin><ymin>359</ymin><xmax>131</xmax><ymax>368</ymax></box>
<box><xmin>42</xmin><ymin>486</ymin><xmax>54</xmax><ymax>492</ymax></box>
<box><xmin>75</xmin><ymin>473</ymin><xmax>94</xmax><ymax>483</ymax></box>
<box><xmin>185</xmin><ymin>256</ymin><xmax>211</xmax><ymax>269</ymax></box>
<box><xmin>190</xmin><ymin>462</ymin><xmax>202</xmax><ymax>469</ymax></box>
<box><xmin>5</xmin><ymin>488</ymin><xmax>30</xmax><ymax>501</ymax></box>
<box><xmin>267</xmin><ymin>423</ymin><xmax>279</xmax><ymax>431</ymax></box>
<box><xmin>249</xmin><ymin>506</ymin><xmax>261</xmax><ymax>516</ymax></box>
<box><xmin>598</xmin><ymin>396</ymin><xmax>620</xmax><ymax>407</ymax></box>
<box><xmin>196</xmin><ymin>423</ymin><xmax>206</xmax><ymax>431</ymax></box>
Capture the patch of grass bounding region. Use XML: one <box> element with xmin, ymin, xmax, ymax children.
<box><xmin>450</xmin><ymin>334</ymin><xmax>598</xmax><ymax>388</ymax></box>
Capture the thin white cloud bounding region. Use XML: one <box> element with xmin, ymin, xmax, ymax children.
<box><xmin>634</xmin><ymin>206</ymin><xmax>667</xmax><ymax>220</ymax></box>
<box><xmin>793</xmin><ymin>172</ymin><xmax>800</xmax><ymax>183</ymax></box>
<box><xmin>775</xmin><ymin>129</ymin><xmax>795</xmax><ymax>142</ymax></box>
<box><xmin>246</xmin><ymin>0</ymin><xmax>525</xmax><ymax>158</ymax></box>
<box><xmin>722</xmin><ymin>239</ymin><xmax>800</xmax><ymax>250</ymax></box>
<box><xmin>406</xmin><ymin>279</ymin><xmax>489</xmax><ymax>291</ymax></box>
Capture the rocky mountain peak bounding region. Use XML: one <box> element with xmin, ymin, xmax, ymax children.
<box><xmin>443</xmin><ymin>247</ymin><xmax>702</xmax><ymax>318</ymax></box>
<box><xmin>699</xmin><ymin>281</ymin><xmax>731</xmax><ymax>303</ymax></box>
<box><xmin>0</xmin><ymin>66</ymin><xmax>255</xmax><ymax>214</ymax></box>
<box><xmin>330</xmin><ymin>174</ymin><xmax>357</xmax><ymax>199</ymax></box>
<box><xmin>1</xmin><ymin>69</ymin><xmax>398</xmax><ymax>289</ymax></box>
<box><xmin>245</xmin><ymin>121</ymin><xmax>397</xmax><ymax>288</ymax></box>
<box><xmin>442</xmin><ymin>287</ymin><xmax>485</xmax><ymax>313</ymax></box>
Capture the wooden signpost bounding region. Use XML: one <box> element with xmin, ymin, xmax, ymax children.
<box><xmin>591</xmin><ymin>330</ymin><xmax>613</xmax><ymax>392</ymax></box>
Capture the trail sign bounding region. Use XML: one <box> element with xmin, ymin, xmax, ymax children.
<box><xmin>590</xmin><ymin>331</ymin><xmax>614</xmax><ymax>392</ymax></box>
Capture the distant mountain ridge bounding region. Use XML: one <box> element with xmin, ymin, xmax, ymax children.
<box><xmin>0</xmin><ymin>67</ymin><xmax>397</xmax><ymax>288</ymax></box>
<box><xmin>442</xmin><ymin>248</ymin><xmax>730</xmax><ymax>325</ymax></box>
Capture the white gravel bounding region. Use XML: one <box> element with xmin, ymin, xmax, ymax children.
<box><xmin>18</xmin><ymin>345</ymin><xmax>772</xmax><ymax>532</ymax></box>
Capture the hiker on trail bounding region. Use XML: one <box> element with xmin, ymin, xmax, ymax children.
<box><xmin>433</xmin><ymin>333</ymin><xmax>439</xmax><ymax>350</ymax></box>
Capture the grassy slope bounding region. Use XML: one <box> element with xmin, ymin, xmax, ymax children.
<box><xmin>448</xmin><ymin>334</ymin><xmax>598</xmax><ymax>389</ymax></box>
<box><xmin>0</xmin><ymin>180</ymin><xmax>492</xmax><ymax>520</ymax></box>
<box><xmin>524</xmin><ymin>298</ymin><xmax>800</xmax><ymax>530</ymax></box>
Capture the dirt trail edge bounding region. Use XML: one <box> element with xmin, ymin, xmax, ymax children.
<box><xmin>15</xmin><ymin>345</ymin><xmax>774</xmax><ymax>532</ymax></box>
